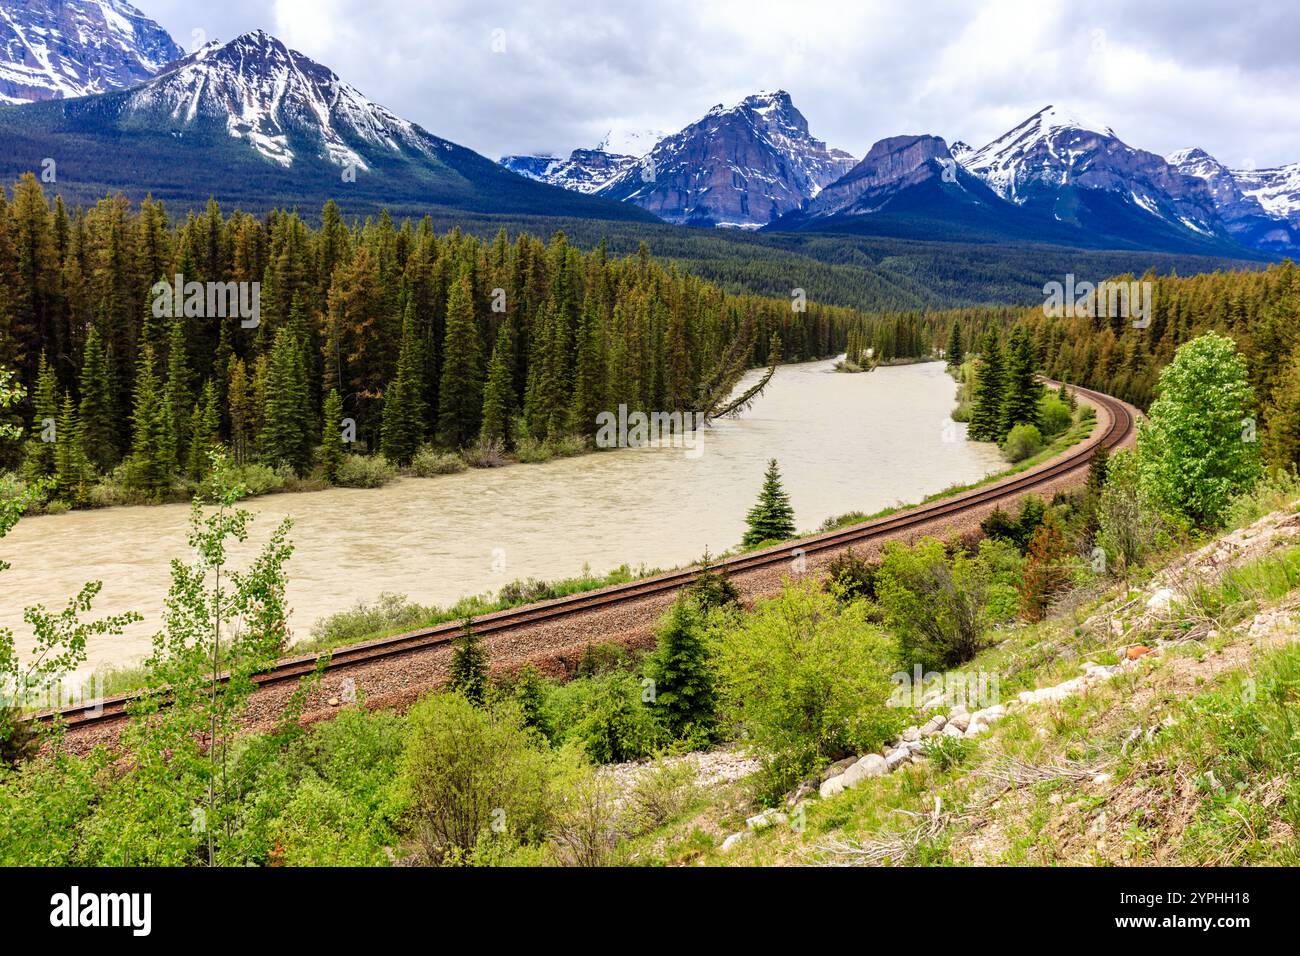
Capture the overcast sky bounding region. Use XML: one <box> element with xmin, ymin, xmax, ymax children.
<box><xmin>141</xmin><ymin>0</ymin><xmax>1300</xmax><ymax>169</ymax></box>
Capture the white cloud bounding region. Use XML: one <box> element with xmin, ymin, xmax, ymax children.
<box><xmin>141</xmin><ymin>0</ymin><xmax>1300</xmax><ymax>168</ymax></box>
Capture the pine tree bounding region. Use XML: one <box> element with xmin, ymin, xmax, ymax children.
<box><xmin>78</xmin><ymin>326</ymin><xmax>117</xmax><ymax>471</ymax></box>
<box><xmin>53</xmin><ymin>393</ymin><xmax>88</xmax><ymax>501</ymax></box>
<box><xmin>320</xmin><ymin>388</ymin><xmax>345</xmax><ymax>483</ymax></box>
<box><xmin>647</xmin><ymin>598</ymin><xmax>717</xmax><ymax>741</ymax></box>
<box><xmin>128</xmin><ymin>344</ymin><xmax>171</xmax><ymax>500</ymax></box>
<box><xmin>23</xmin><ymin>352</ymin><xmax>57</xmax><ymax>482</ymax></box>
<box><xmin>448</xmin><ymin>617</ymin><xmax>488</xmax><ymax>705</ymax></box>
<box><xmin>185</xmin><ymin>380</ymin><xmax>220</xmax><ymax>480</ymax></box>
<box><xmin>260</xmin><ymin>329</ymin><xmax>312</xmax><ymax>474</ymax></box>
<box><xmin>946</xmin><ymin>319</ymin><xmax>965</xmax><ymax>367</ymax></box>
<box><xmin>436</xmin><ymin>272</ymin><xmax>482</xmax><ymax>447</ymax></box>
<box><xmin>968</xmin><ymin>327</ymin><xmax>1005</xmax><ymax>442</ymax></box>
<box><xmin>568</xmin><ymin>291</ymin><xmax>606</xmax><ymax>436</ymax></box>
<box><xmin>163</xmin><ymin>314</ymin><xmax>191</xmax><ymax>468</ymax></box>
<box><xmin>479</xmin><ymin>320</ymin><xmax>514</xmax><ymax>447</ymax></box>
<box><xmin>1000</xmin><ymin>327</ymin><xmax>1042</xmax><ymax>434</ymax></box>
<box><xmin>379</xmin><ymin>304</ymin><xmax>426</xmax><ymax>464</ymax></box>
<box><xmin>742</xmin><ymin>459</ymin><xmax>796</xmax><ymax>547</ymax></box>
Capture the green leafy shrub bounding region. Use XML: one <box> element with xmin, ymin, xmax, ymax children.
<box><xmin>876</xmin><ymin>537</ymin><xmax>991</xmax><ymax>669</ymax></box>
<box><xmin>824</xmin><ymin>547</ymin><xmax>878</xmax><ymax>601</ymax></box>
<box><xmin>1038</xmin><ymin>396</ymin><xmax>1073</xmax><ymax>438</ymax></box>
<box><xmin>334</xmin><ymin>454</ymin><xmax>398</xmax><ymax>488</ymax></box>
<box><xmin>542</xmin><ymin>669</ymin><xmax>664</xmax><ymax>763</ymax></box>
<box><xmin>400</xmin><ymin>693</ymin><xmax>553</xmax><ymax>864</ymax></box>
<box><xmin>409</xmin><ymin>446</ymin><xmax>466</xmax><ymax>477</ymax></box>
<box><xmin>714</xmin><ymin>581</ymin><xmax>902</xmax><ymax>794</ymax></box>
<box><xmin>1001</xmin><ymin>423</ymin><xmax>1043</xmax><ymax>463</ymax></box>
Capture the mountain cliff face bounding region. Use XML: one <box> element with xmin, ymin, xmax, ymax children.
<box><xmin>799</xmin><ymin>135</ymin><xmax>974</xmax><ymax>217</ymax></box>
<box><xmin>1168</xmin><ymin>148</ymin><xmax>1298</xmax><ymax>251</ymax></box>
<box><xmin>959</xmin><ymin>105</ymin><xmax>1227</xmax><ymax>242</ymax></box>
<box><xmin>0</xmin><ymin>29</ymin><xmax>656</xmax><ymax>221</ymax></box>
<box><xmin>0</xmin><ymin>0</ymin><xmax>181</xmax><ymax>103</ymax></box>
<box><xmin>597</xmin><ymin>90</ymin><xmax>856</xmax><ymax>227</ymax></box>
<box><xmin>500</xmin><ymin>147</ymin><xmax>640</xmax><ymax>194</ymax></box>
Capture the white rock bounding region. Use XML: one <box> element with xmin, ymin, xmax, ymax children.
<box><xmin>965</xmin><ymin>718</ymin><xmax>990</xmax><ymax>737</ymax></box>
<box><xmin>720</xmin><ymin>832</ymin><xmax>749</xmax><ymax>852</ymax></box>
<box><xmin>942</xmin><ymin>723</ymin><xmax>966</xmax><ymax>738</ymax></box>
<box><xmin>1146</xmin><ymin>588</ymin><xmax>1175</xmax><ymax>613</ymax></box>
<box><xmin>947</xmin><ymin>711</ymin><xmax>971</xmax><ymax>732</ymax></box>
<box><xmin>746</xmin><ymin>808</ymin><xmax>788</xmax><ymax>830</ymax></box>
<box><xmin>819</xmin><ymin>774</ymin><xmax>847</xmax><ymax>799</ymax></box>
<box><xmin>901</xmin><ymin>726</ymin><xmax>921</xmax><ymax>743</ymax></box>
<box><xmin>885</xmin><ymin>748</ymin><xmax>912</xmax><ymax>770</ymax></box>
<box><xmin>841</xmin><ymin>753</ymin><xmax>888</xmax><ymax>787</ymax></box>
<box><xmin>920</xmin><ymin>715</ymin><xmax>947</xmax><ymax>736</ymax></box>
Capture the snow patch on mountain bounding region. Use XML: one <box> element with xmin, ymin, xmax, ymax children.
<box><xmin>0</xmin><ymin>0</ymin><xmax>181</xmax><ymax>103</ymax></box>
<box><xmin>126</xmin><ymin>30</ymin><xmax>436</xmax><ymax>170</ymax></box>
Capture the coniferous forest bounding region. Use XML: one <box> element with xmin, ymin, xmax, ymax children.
<box><xmin>0</xmin><ymin>174</ymin><xmax>860</xmax><ymax>505</ymax></box>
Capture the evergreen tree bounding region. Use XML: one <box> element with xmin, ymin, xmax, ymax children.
<box><xmin>78</xmin><ymin>327</ymin><xmax>117</xmax><ymax>471</ymax></box>
<box><xmin>946</xmin><ymin>319</ymin><xmax>965</xmax><ymax>367</ymax></box>
<box><xmin>968</xmin><ymin>327</ymin><xmax>1005</xmax><ymax>442</ymax></box>
<box><xmin>379</xmin><ymin>304</ymin><xmax>426</xmax><ymax>464</ymax></box>
<box><xmin>479</xmin><ymin>320</ymin><xmax>514</xmax><ymax>447</ymax></box>
<box><xmin>568</xmin><ymin>292</ymin><xmax>606</xmax><ymax>436</ymax></box>
<box><xmin>320</xmin><ymin>388</ymin><xmax>345</xmax><ymax>483</ymax></box>
<box><xmin>185</xmin><ymin>380</ymin><xmax>220</xmax><ymax>480</ymax></box>
<box><xmin>128</xmin><ymin>344</ymin><xmax>171</xmax><ymax>500</ymax></box>
<box><xmin>163</xmin><ymin>315</ymin><xmax>192</xmax><ymax>468</ymax></box>
<box><xmin>23</xmin><ymin>352</ymin><xmax>57</xmax><ymax>481</ymax></box>
<box><xmin>1000</xmin><ymin>327</ymin><xmax>1042</xmax><ymax>434</ymax></box>
<box><xmin>260</xmin><ymin>329</ymin><xmax>313</xmax><ymax>474</ymax></box>
<box><xmin>448</xmin><ymin>617</ymin><xmax>488</xmax><ymax>705</ymax></box>
<box><xmin>742</xmin><ymin>459</ymin><xmax>796</xmax><ymax>547</ymax></box>
<box><xmin>53</xmin><ymin>394</ymin><xmax>88</xmax><ymax>501</ymax></box>
<box><xmin>436</xmin><ymin>272</ymin><xmax>483</xmax><ymax>448</ymax></box>
<box><xmin>647</xmin><ymin>598</ymin><xmax>717</xmax><ymax>741</ymax></box>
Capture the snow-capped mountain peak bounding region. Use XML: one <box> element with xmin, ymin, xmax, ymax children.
<box><xmin>960</xmin><ymin>104</ymin><xmax>1118</xmax><ymax>202</ymax></box>
<box><xmin>126</xmin><ymin>29</ymin><xmax>435</xmax><ymax>170</ymax></box>
<box><xmin>0</xmin><ymin>0</ymin><xmax>181</xmax><ymax>103</ymax></box>
<box><xmin>596</xmin><ymin>89</ymin><xmax>857</xmax><ymax>226</ymax></box>
<box><xmin>1234</xmin><ymin>162</ymin><xmax>1300</xmax><ymax>222</ymax></box>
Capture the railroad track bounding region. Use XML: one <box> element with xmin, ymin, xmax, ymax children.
<box><xmin>39</xmin><ymin>382</ymin><xmax>1136</xmax><ymax>732</ymax></box>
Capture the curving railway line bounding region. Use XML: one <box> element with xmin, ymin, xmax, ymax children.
<box><xmin>38</xmin><ymin>382</ymin><xmax>1137</xmax><ymax>736</ymax></box>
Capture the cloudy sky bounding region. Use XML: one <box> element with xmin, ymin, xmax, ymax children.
<box><xmin>142</xmin><ymin>0</ymin><xmax>1300</xmax><ymax>168</ymax></box>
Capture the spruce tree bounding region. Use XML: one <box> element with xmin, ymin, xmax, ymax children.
<box><xmin>968</xmin><ymin>327</ymin><xmax>1005</xmax><ymax>442</ymax></box>
<box><xmin>1000</xmin><ymin>327</ymin><xmax>1042</xmax><ymax>434</ymax></box>
<box><xmin>437</xmin><ymin>272</ymin><xmax>483</xmax><ymax>448</ymax></box>
<box><xmin>320</xmin><ymin>388</ymin><xmax>345</xmax><ymax>483</ymax></box>
<box><xmin>568</xmin><ymin>292</ymin><xmax>606</xmax><ymax>436</ymax></box>
<box><xmin>448</xmin><ymin>617</ymin><xmax>488</xmax><ymax>705</ymax></box>
<box><xmin>379</xmin><ymin>304</ymin><xmax>426</xmax><ymax>464</ymax></box>
<box><xmin>186</xmin><ymin>380</ymin><xmax>220</xmax><ymax>480</ymax></box>
<box><xmin>23</xmin><ymin>352</ymin><xmax>58</xmax><ymax>482</ymax></box>
<box><xmin>78</xmin><ymin>327</ymin><xmax>117</xmax><ymax>471</ymax></box>
<box><xmin>163</xmin><ymin>314</ymin><xmax>192</xmax><ymax>468</ymax></box>
<box><xmin>128</xmin><ymin>344</ymin><xmax>171</xmax><ymax>500</ymax></box>
<box><xmin>743</xmin><ymin>459</ymin><xmax>796</xmax><ymax>547</ymax></box>
<box><xmin>479</xmin><ymin>321</ymin><xmax>515</xmax><ymax>447</ymax></box>
<box><xmin>53</xmin><ymin>394</ymin><xmax>88</xmax><ymax>501</ymax></box>
<box><xmin>260</xmin><ymin>329</ymin><xmax>312</xmax><ymax>474</ymax></box>
<box><xmin>647</xmin><ymin>598</ymin><xmax>717</xmax><ymax>742</ymax></box>
<box><xmin>946</xmin><ymin>319</ymin><xmax>965</xmax><ymax>367</ymax></box>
